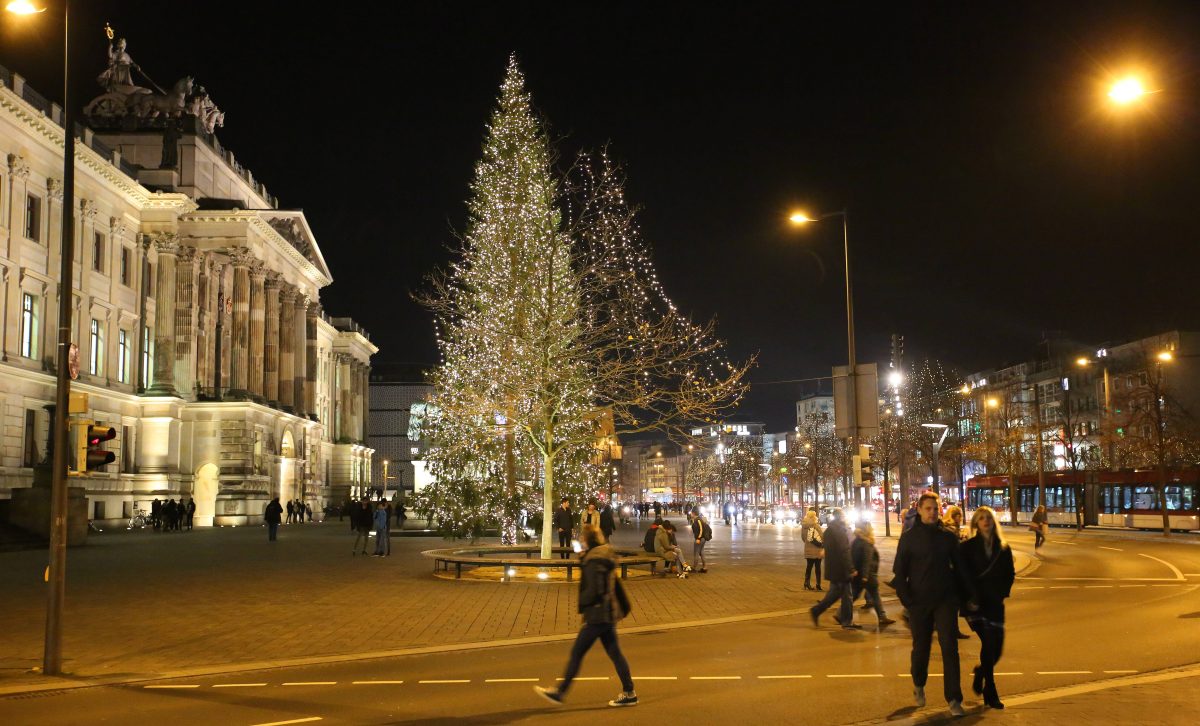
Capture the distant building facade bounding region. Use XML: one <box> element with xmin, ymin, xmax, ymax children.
<box><xmin>367</xmin><ymin>363</ymin><xmax>433</xmax><ymax>501</ymax></box>
<box><xmin>0</xmin><ymin>56</ymin><xmax>375</xmax><ymax>533</ymax></box>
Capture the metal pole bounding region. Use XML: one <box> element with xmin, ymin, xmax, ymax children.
<box><xmin>1102</xmin><ymin>365</ymin><xmax>1113</xmax><ymax>466</ymax></box>
<box><xmin>841</xmin><ymin>211</ymin><xmax>859</xmax><ymax>508</ymax></box>
<box><xmin>45</xmin><ymin>0</ymin><xmax>73</xmax><ymax>677</ymax></box>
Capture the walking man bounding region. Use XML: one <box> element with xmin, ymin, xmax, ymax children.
<box><xmin>535</xmin><ymin>525</ymin><xmax>637</xmax><ymax>708</ymax></box>
<box><xmin>599</xmin><ymin>501</ymin><xmax>615</xmax><ymax>540</ymax></box>
<box><xmin>352</xmin><ymin>497</ymin><xmax>372</xmax><ymax>555</ymax></box>
<box><xmin>185</xmin><ymin>497</ymin><xmax>196</xmax><ymax>530</ymax></box>
<box><xmin>809</xmin><ymin>508</ymin><xmax>859</xmax><ymax>629</ymax></box>
<box><xmin>554</xmin><ymin>497</ymin><xmax>574</xmax><ymax>559</ymax></box>
<box><xmin>893</xmin><ymin>491</ymin><xmax>974</xmax><ymax>717</ymax></box>
<box><xmin>264</xmin><ymin>497</ymin><xmax>283</xmax><ymax>541</ymax></box>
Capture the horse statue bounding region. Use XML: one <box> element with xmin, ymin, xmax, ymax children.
<box><xmin>130</xmin><ymin>76</ymin><xmax>193</xmax><ymax>120</ymax></box>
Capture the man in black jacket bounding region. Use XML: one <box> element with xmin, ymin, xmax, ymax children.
<box><xmin>554</xmin><ymin>498</ymin><xmax>574</xmax><ymax>559</ymax></box>
<box><xmin>893</xmin><ymin>491</ymin><xmax>974</xmax><ymax>717</ymax></box>
<box><xmin>809</xmin><ymin>509</ymin><xmax>859</xmax><ymax>629</ymax></box>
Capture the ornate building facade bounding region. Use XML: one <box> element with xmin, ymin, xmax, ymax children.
<box><xmin>0</xmin><ymin>56</ymin><xmax>375</xmax><ymax>532</ymax></box>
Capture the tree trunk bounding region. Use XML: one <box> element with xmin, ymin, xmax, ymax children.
<box><xmin>540</xmin><ymin>448</ymin><xmax>556</xmax><ymax>558</ymax></box>
<box><xmin>1159</xmin><ymin>465</ymin><xmax>1171</xmax><ymax>537</ymax></box>
<box><xmin>503</xmin><ymin>425</ymin><xmax>518</xmax><ymax>545</ymax></box>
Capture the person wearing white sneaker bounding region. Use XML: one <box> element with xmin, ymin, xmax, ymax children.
<box><xmin>535</xmin><ymin>525</ymin><xmax>637</xmax><ymax>708</ymax></box>
<box><xmin>893</xmin><ymin>492</ymin><xmax>975</xmax><ymax>716</ymax></box>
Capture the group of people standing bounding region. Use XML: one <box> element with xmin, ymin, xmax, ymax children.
<box><xmin>150</xmin><ymin>497</ymin><xmax>195</xmax><ymax>531</ymax></box>
<box><xmin>349</xmin><ymin>497</ymin><xmax>394</xmax><ymax>557</ymax></box>
<box><xmin>554</xmin><ymin>498</ymin><xmax>616</xmax><ymax>558</ymax></box>
<box><xmin>285</xmin><ymin>500</ymin><xmax>313</xmax><ymax>524</ymax></box>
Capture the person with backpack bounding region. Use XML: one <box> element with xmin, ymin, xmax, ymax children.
<box><xmin>642</xmin><ymin>516</ymin><xmax>662</xmax><ymax>554</ymax></box>
<box><xmin>809</xmin><ymin>508</ymin><xmax>859</xmax><ymax>629</ymax></box>
<box><xmin>690</xmin><ymin>507</ymin><xmax>711</xmax><ymax>573</ymax></box>
<box><xmin>851</xmin><ymin>520</ymin><xmax>896</xmax><ymax>628</ymax></box>
<box><xmin>535</xmin><ymin>525</ymin><xmax>638</xmax><ymax>708</ymax></box>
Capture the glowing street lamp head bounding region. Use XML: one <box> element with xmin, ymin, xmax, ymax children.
<box><xmin>789</xmin><ymin>211</ymin><xmax>814</xmax><ymax>225</ymax></box>
<box><xmin>887</xmin><ymin>370</ymin><xmax>903</xmax><ymax>387</ymax></box>
<box><xmin>986</xmin><ymin>397</ymin><xmax>999</xmax><ymax>409</ymax></box>
<box><xmin>5</xmin><ymin>1</ymin><xmax>45</xmax><ymax>13</ymax></box>
<box><xmin>1076</xmin><ymin>357</ymin><xmax>1090</xmax><ymax>367</ymax></box>
<box><xmin>1109</xmin><ymin>77</ymin><xmax>1147</xmax><ymax>105</ymax></box>
<box><xmin>1157</xmin><ymin>351</ymin><xmax>1174</xmax><ymax>362</ymax></box>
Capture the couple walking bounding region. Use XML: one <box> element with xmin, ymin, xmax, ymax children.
<box><xmin>893</xmin><ymin>492</ymin><xmax>1015</xmax><ymax>715</ymax></box>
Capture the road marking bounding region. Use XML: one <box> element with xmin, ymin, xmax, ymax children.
<box><xmin>1120</xmin><ymin>584</ymin><xmax>1147</xmax><ymax>588</ymax></box>
<box><xmin>418</xmin><ymin>679</ymin><xmax>469</xmax><ymax>684</ymax></box>
<box><xmin>994</xmin><ymin>672</ymin><xmax>1023</xmax><ymax>676</ymax></box>
<box><xmin>351</xmin><ymin>680</ymin><xmax>404</xmax><ymax>685</ymax></box>
<box><xmin>1085</xmin><ymin>585</ymin><xmax>1114</xmax><ymax>588</ymax></box>
<box><xmin>1037</xmin><ymin>671</ymin><xmax>1092</xmax><ymax>675</ymax></box>
<box><xmin>1139</xmin><ymin>553</ymin><xmax>1185</xmax><ymax>581</ymax></box>
<box><xmin>828</xmin><ymin>674</ymin><xmax>884</xmax><ymax>678</ymax></box>
<box><xmin>757</xmin><ymin>675</ymin><xmax>812</xmax><ymax>679</ymax></box>
<box><xmin>557</xmin><ymin>677</ymin><xmax>607</xmax><ymax>681</ymax></box>
<box><xmin>1024</xmin><ymin>577</ymin><xmax>1113</xmax><ymax>581</ymax></box>
<box><xmin>484</xmin><ymin>678</ymin><xmax>539</xmax><ymax>683</ymax></box>
<box><xmin>282</xmin><ymin>682</ymin><xmax>336</xmax><ymax>686</ymax></box>
<box><xmin>896</xmin><ymin>674</ymin><xmax>941</xmax><ymax>677</ymax></box>
<box><xmin>1153</xmin><ymin>584</ymin><xmax>1180</xmax><ymax>587</ymax></box>
<box><xmin>690</xmin><ymin>676</ymin><xmax>741</xmax><ymax>680</ymax></box>
<box><xmin>1185</xmin><ymin>573</ymin><xmax>1200</xmax><ymax>577</ymax></box>
<box><xmin>633</xmin><ymin>676</ymin><xmax>678</xmax><ymax>680</ymax></box>
<box><xmin>1049</xmin><ymin>586</ymin><xmax>1078</xmax><ymax>589</ymax></box>
<box><xmin>212</xmin><ymin>683</ymin><xmax>267</xmax><ymax>688</ymax></box>
<box><xmin>1098</xmin><ymin>546</ymin><xmax>1123</xmax><ymax>551</ymax></box>
<box><xmin>144</xmin><ymin>684</ymin><xmax>199</xmax><ymax>689</ymax></box>
<box><xmin>250</xmin><ymin>719</ymin><xmax>322</xmax><ymax>726</ymax></box>
<box><xmin>1053</xmin><ymin>541</ymin><xmax>1077</xmax><ymax>545</ymax></box>
<box><xmin>1104</xmin><ymin>670</ymin><xmax>1138</xmax><ymax>674</ymax></box>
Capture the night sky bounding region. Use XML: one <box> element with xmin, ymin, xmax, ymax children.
<box><xmin>3</xmin><ymin>1</ymin><xmax>1198</xmax><ymax>430</ymax></box>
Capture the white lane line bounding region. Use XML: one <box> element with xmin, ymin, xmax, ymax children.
<box><xmin>633</xmin><ymin>676</ymin><xmax>678</xmax><ymax>680</ymax></box>
<box><xmin>1049</xmin><ymin>586</ymin><xmax>1078</xmax><ymax>589</ymax></box>
<box><xmin>1098</xmin><ymin>546</ymin><xmax>1123</xmax><ymax>552</ymax></box>
<box><xmin>282</xmin><ymin>682</ymin><xmax>336</xmax><ymax>686</ymax></box>
<box><xmin>1152</xmin><ymin>584</ymin><xmax>1180</xmax><ymax>587</ymax></box>
<box><xmin>1005</xmin><ymin>665</ymin><xmax>1200</xmax><ymax>709</ymax></box>
<box><xmin>1139</xmin><ymin>553</ymin><xmax>1185</xmax><ymax>581</ymax></box>
<box><xmin>1185</xmin><ymin>573</ymin><xmax>1200</xmax><ymax>577</ymax></box>
<box><xmin>144</xmin><ymin>685</ymin><xmax>199</xmax><ymax>689</ymax></box>
<box><xmin>690</xmin><ymin>676</ymin><xmax>741</xmax><ymax>680</ymax></box>
<box><xmin>212</xmin><ymin>683</ymin><xmax>267</xmax><ymax>688</ymax></box>
<box><xmin>1053</xmin><ymin>541</ymin><xmax>1077</xmax><ymax>546</ymax></box>
<box><xmin>1024</xmin><ymin>577</ymin><xmax>1113</xmax><ymax>581</ymax></box>
<box><xmin>1104</xmin><ymin>670</ymin><xmax>1138</xmax><ymax>674</ymax></box>
<box><xmin>484</xmin><ymin>678</ymin><xmax>539</xmax><ymax>683</ymax></box>
<box><xmin>828</xmin><ymin>674</ymin><xmax>884</xmax><ymax>678</ymax></box>
<box><xmin>1120</xmin><ymin>584</ymin><xmax>1147</xmax><ymax>588</ymax></box>
<box><xmin>557</xmin><ymin>677</ymin><xmax>608</xmax><ymax>681</ymax></box>
<box><xmin>896</xmin><ymin>674</ymin><xmax>942</xmax><ymax>677</ymax></box>
<box><xmin>351</xmin><ymin>680</ymin><xmax>404</xmax><ymax>685</ymax></box>
<box><xmin>1085</xmin><ymin>585</ymin><xmax>1114</xmax><ymax>588</ymax></box>
<box><xmin>994</xmin><ymin>672</ymin><xmax>1024</xmax><ymax>676</ymax></box>
<box><xmin>250</xmin><ymin>719</ymin><xmax>322</xmax><ymax>726</ymax></box>
<box><xmin>418</xmin><ymin>679</ymin><xmax>469</xmax><ymax>684</ymax></box>
<box><xmin>758</xmin><ymin>675</ymin><xmax>812</xmax><ymax>679</ymax></box>
<box><xmin>1037</xmin><ymin>671</ymin><xmax>1092</xmax><ymax>675</ymax></box>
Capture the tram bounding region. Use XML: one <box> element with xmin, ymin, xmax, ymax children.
<box><xmin>965</xmin><ymin>469</ymin><xmax>1200</xmax><ymax>531</ymax></box>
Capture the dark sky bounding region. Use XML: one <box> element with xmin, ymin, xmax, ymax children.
<box><xmin>4</xmin><ymin>1</ymin><xmax>1198</xmax><ymax>430</ymax></box>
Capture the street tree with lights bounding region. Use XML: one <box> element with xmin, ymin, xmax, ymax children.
<box><xmin>422</xmin><ymin>57</ymin><xmax>751</xmax><ymax>555</ymax></box>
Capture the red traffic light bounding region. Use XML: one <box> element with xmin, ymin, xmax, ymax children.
<box><xmin>85</xmin><ymin>425</ymin><xmax>116</xmax><ymax>471</ymax></box>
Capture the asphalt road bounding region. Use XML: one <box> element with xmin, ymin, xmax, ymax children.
<box><xmin>3</xmin><ymin>529</ymin><xmax>1197</xmax><ymax>725</ymax></box>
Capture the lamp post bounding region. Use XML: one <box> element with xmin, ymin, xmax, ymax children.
<box><xmin>789</xmin><ymin>209</ymin><xmax>859</xmax><ymax>505</ymax></box>
<box><xmin>7</xmin><ymin>0</ymin><xmax>75</xmax><ymax>677</ymax></box>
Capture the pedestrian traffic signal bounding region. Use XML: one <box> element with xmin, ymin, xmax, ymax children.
<box><xmin>84</xmin><ymin>424</ymin><xmax>116</xmax><ymax>471</ymax></box>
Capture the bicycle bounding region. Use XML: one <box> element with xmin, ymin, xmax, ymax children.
<box><xmin>128</xmin><ymin>508</ymin><xmax>149</xmax><ymax>529</ymax></box>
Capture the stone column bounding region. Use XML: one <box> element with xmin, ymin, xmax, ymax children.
<box><xmin>248</xmin><ymin>262</ymin><xmax>266</xmax><ymax>398</ymax></box>
<box><xmin>278</xmin><ymin>284</ymin><xmax>296</xmax><ymax>410</ymax></box>
<box><xmin>305</xmin><ymin>303</ymin><xmax>319</xmax><ymax>417</ymax></box>
<box><xmin>228</xmin><ymin>248</ymin><xmax>251</xmax><ymax>394</ymax></box>
<box><xmin>263</xmin><ymin>273</ymin><xmax>281</xmax><ymax>404</ymax></box>
<box><xmin>173</xmin><ymin>245</ymin><xmax>198</xmax><ymax>396</ymax></box>
<box><xmin>338</xmin><ymin>355</ymin><xmax>352</xmax><ymax>441</ymax></box>
<box><xmin>355</xmin><ymin>362</ymin><xmax>367</xmax><ymax>441</ymax></box>
<box><xmin>293</xmin><ymin>294</ymin><xmax>309</xmax><ymax>416</ymax></box>
<box><xmin>195</xmin><ymin>255</ymin><xmax>210</xmax><ymax>389</ymax></box>
<box><xmin>147</xmin><ymin>235</ymin><xmax>179</xmax><ymax>395</ymax></box>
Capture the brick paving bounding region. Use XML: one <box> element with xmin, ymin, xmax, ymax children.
<box><xmin>0</xmin><ymin>515</ymin><xmax>1029</xmax><ymax>691</ymax></box>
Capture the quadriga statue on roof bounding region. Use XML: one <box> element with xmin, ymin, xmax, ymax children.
<box><xmin>83</xmin><ymin>35</ymin><xmax>198</xmax><ymax>124</ymax></box>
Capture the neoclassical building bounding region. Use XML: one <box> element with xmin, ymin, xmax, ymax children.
<box><xmin>0</xmin><ymin>57</ymin><xmax>375</xmax><ymax>532</ymax></box>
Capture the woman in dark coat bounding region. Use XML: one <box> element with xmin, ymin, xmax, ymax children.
<box><xmin>535</xmin><ymin>525</ymin><xmax>638</xmax><ymax>708</ymax></box>
<box><xmin>960</xmin><ymin>505</ymin><xmax>1015</xmax><ymax>709</ymax></box>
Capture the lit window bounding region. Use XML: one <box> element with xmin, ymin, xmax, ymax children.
<box><xmin>20</xmin><ymin>293</ymin><xmax>37</xmax><ymax>359</ymax></box>
<box><xmin>89</xmin><ymin>319</ymin><xmax>103</xmax><ymax>376</ymax></box>
<box><xmin>117</xmin><ymin>330</ymin><xmax>129</xmax><ymax>384</ymax></box>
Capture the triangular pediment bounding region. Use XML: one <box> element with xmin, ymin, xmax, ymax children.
<box><xmin>260</xmin><ymin>211</ymin><xmax>333</xmax><ymax>283</ymax></box>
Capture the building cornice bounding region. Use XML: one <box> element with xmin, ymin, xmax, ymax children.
<box><xmin>180</xmin><ymin>210</ymin><xmax>331</xmax><ymax>288</ymax></box>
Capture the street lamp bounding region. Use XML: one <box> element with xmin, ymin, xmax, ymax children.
<box><xmin>789</xmin><ymin>208</ymin><xmax>860</xmax><ymax>504</ymax></box>
<box><xmin>921</xmin><ymin>423</ymin><xmax>949</xmax><ymax>495</ymax></box>
<box><xmin>1108</xmin><ymin>76</ymin><xmax>1150</xmax><ymax>105</ymax></box>
<box><xmin>7</xmin><ymin>0</ymin><xmax>76</xmax><ymax>678</ymax></box>
<box><xmin>1076</xmin><ymin>355</ymin><xmax>1114</xmax><ymax>466</ymax></box>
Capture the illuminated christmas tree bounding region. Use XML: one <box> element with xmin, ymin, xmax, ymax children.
<box><xmin>423</xmin><ymin>57</ymin><xmax>751</xmax><ymax>556</ymax></box>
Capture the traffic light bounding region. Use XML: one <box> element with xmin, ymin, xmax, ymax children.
<box><xmin>855</xmin><ymin>444</ymin><xmax>874</xmax><ymax>486</ymax></box>
<box><xmin>84</xmin><ymin>424</ymin><xmax>116</xmax><ymax>471</ymax></box>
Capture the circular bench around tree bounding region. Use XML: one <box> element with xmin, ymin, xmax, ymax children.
<box><xmin>423</xmin><ymin>545</ymin><xmax>663</xmax><ymax>581</ymax></box>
